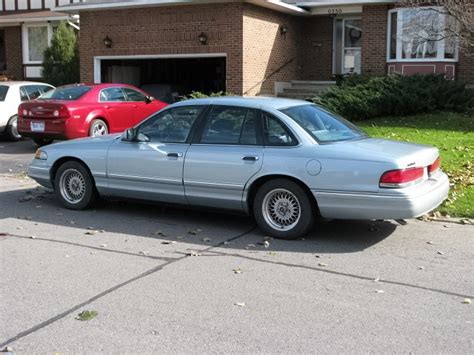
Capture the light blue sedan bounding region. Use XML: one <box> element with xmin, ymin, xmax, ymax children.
<box><xmin>28</xmin><ymin>97</ymin><xmax>449</xmax><ymax>239</ymax></box>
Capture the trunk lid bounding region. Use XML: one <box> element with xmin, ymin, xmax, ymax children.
<box><xmin>320</xmin><ymin>138</ymin><xmax>439</xmax><ymax>168</ymax></box>
<box><xmin>19</xmin><ymin>100</ymin><xmax>70</xmax><ymax>119</ymax></box>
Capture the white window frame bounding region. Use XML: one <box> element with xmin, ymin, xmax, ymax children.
<box><xmin>22</xmin><ymin>23</ymin><xmax>53</xmax><ymax>65</ymax></box>
<box><xmin>386</xmin><ymin>7</ymin><xmax>459</xmax><ymax>63</ymax></box>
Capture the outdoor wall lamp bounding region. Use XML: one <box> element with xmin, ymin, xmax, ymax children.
<box><xmin>280</xmin><ymin>25</ymin><xmax>288</xmax><ymax>36</ymax></box>
<box><xmin>103</xmin><ymin>36</ymin><xmax>113</xmax><ymax>48</ymax></box>
<box><xmin>198</xmin><ymin>32</ymin><xmax>208</xmax><ymax>45</ymax></box>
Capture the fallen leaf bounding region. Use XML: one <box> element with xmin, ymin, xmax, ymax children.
<box><xmin>202</xmin><ymin>237</ymin><xmax>212</xmax><ymax>242</ymax></box>
<box><xmin>30</xmin><ymin>235</ymin><xmax>36</xmax><ymax>239</ymax></box>
<box><xmin>233</xmin><ymin>268</ymin><xmax>242</xmax><ymax>274</ymax></box>
<box><xmin>16</xmin><ymin>226</ymin><xmax>24</xmax><ymax>230</ymax></box>
<box><xmin>375</xmin><ymin>290</ymin><xmax>385</xmax><ymax>293</ymax></box>
<box><xmin>373</xmin><ymin>278</ymin><xmax>380</xmax><ymax>282</ymax></box>
<box><xmin>268</xmin><ymin>251</ymin><xmax>278</xmax><ymax>256</ymax></box>
<box><xmin>246</xmin><ymin>244</ymin><xmax>256</xmax><ymax>248</ymax></box>
<box><xmin>318</xmin><ymin>262</ymin><xmax>328</xmax><ymax>267</ymax></box>
<box><xmin>462</xmin><ymin>298</ymin><xmax>471</xmax><ymax>304</ymax></box>
<box><xmin>437</xmin><ymin>251</ymin><xmax>445</xmax><ymax>255</ymax></box>
<box><xmin>234</xmin><ymin>302</ymin><xmax>246</xmax><ymax>307</ymax></box>
<box><xmin>84</xmin><ymin>231</ymin><xmax>97</xmax><ymax>235</ymax></box>
<box><xmin>75</xmin><ymin>310</ymin><xmax>98</xmax><ymax>321</ymax></box>
<box><xmin>418</xmin><ymin>266</ymin><xmax>425</xmax><ymax>270</ymax></box>
<box><xmin>223</xmin><ymin>241</ymin><xmax>230</xmax><ymax>245</ymax></box>
<box><xmin>426</xmin><ymin>241</ymin><xmax>434</xmax><ymax>245</ymax></box>
<box><xmin>314</xmin><ymin>254</ymin><xmax>321</xmax><ymax>258</ymax></box>
<box><xmin>100</xmin><ymin>244</ymin><xmax>107</xmax><ymax>248</ymax></box>
<box><xmin>138</xmin><ymin>251</ymin><xmax>149</xmax><ymax>255</ymax></box>
<box><xmin>186</xmin><ymin>250</ymin><xmax>201</xmax><ymax>256</ymax></box>
<box><xmin>161</xmin><ymin>240</ymin><xmax>177</xmax><ymax>245</ymax></box>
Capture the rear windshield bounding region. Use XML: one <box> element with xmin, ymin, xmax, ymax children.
<box><xmin>0</xmin><ymin>85</ymin><xmax>8</xmax><ymax>101</ymax></box>
<box><xmin>280</xmin><ymin>104</ymin><xmax>367</xmax><ymax>143</ymax></box>
<box><xmin>39</xmin><ymin>86</ymin><xmax>91</xmax><ymax>100</ymax></box>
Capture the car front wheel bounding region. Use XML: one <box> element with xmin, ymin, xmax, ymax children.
<box><xmin>253</xmin><ymin>179</ymin><xmax>315</xmax><ymax>240</ymax></box>
<box><xmin>54</xmin><ymin>161</ymin><xmax>97</xmax><ymax>210</ymax></box>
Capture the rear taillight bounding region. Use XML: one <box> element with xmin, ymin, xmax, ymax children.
<box><xmin>380</xmin><ymin>167</ymin><xmax>424</xmax><ymax>188</ymax></box>
<box><xmin>57</xmin><ymin>105</ymin><xmax>70</xmax><ymax>119</ymax></box>
<box><xmin>428</xmin><ymin>157</ymin><xmax>440</xmax><ymax>175</ymax></box>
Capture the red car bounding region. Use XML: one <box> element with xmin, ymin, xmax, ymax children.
<box><xmin>18</xmin><ymin>83</ymin><xmax>167</xmax><ymax>146</ymax></box>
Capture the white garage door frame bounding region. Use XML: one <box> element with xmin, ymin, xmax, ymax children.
<box><xmin>93</xmin><ymin>53</ymin><xmax>227</xmax><ymax>84</ymax></box>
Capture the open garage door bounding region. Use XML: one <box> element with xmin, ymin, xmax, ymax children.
<box><xmin>96</xmin><ymin>55</ymin><xmax>226</xmax><ymax>103</ymax></box>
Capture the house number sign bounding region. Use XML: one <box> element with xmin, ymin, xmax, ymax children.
<box><xmin>327</xmin><ymin>8</ymin><xmax>343</xmax><ymax>15</ymax></box>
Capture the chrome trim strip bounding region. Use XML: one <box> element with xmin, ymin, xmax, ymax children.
<box><xmin>28</xmin><ymin>166</ymin><xmax>50</xmax><ymax>171</ymax></box>
<box><xmin>185</xmin><ymin>180</ymin><xmax>244</xmax><ymax>189</ymax></box>
<box><xmin>108</xmin><ymin>173</ymin><xmax>182</xmax><ymax>185</ymax></box>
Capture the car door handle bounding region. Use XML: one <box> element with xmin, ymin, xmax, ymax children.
<box><xmin>242</xmin><ymin>156</ymin><xmax>259</xmax><ymax>161</ymax></box>
<box><xmin>167</xmin><ymin>152</ymin><xmax>183</xmax><ymax>158</ymax></box>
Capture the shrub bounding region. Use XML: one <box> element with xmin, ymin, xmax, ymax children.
<box><xmin>179</xmin><ymin>91</ymin><xmax>232</xmax><ymax>101</ymax></box>
<box><xmin>42</xmin><ymin>22</ymin><xmax>79</xmax><ymax>87</ymax></box>
<box><xmin>314</xmin><ymin>74</ymin><xmax>474</xmax><ymax>121</ymax></box>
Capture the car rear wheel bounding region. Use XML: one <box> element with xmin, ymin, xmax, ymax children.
<box><xmin>33</xmin><ymin>139</ymin><xmax>54</xmax><ymax>147</ymax></box>
<box><xmin>6</xmin><ymin>115</ymin><xmax>22</xmax><ymax>141</ymax></box>
<box><xmin>55</xmin><ymin>161</ymin><xmax>97</xmax><ymax>210</ymax></box>
<box><xmin>89</xmin><ymin>119</ymin><xmax>108</xmax><ymax>137</ymax></box>
<box><xmin>253</xmin><ymin>179</ymin><xmax>315</xmax><ymax>240</ymax></box>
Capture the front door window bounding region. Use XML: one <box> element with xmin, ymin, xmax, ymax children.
<box><xmin>334</xmin><ymin>18</ymin><xmax>362</xmax><ymax>75</ymax></box>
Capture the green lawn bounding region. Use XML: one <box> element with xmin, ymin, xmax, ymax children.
<box><xmin>358</xmin><ymin>112</ymin><xmax>474</xmax><ymax>218</ymax></box>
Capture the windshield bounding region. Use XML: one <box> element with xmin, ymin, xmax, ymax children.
<box><xmin>0</xmin><ymin>85</ymin><xmax>8</xmax><ymax>101</ymax></box>
<box><xmin>280</xmin><ymin>104</ymin><xmax>367</xmax><ymax>143</ymax></box>
<box><xmin>39</xmin><ymin>86</ymin><xmax>91</xmax><ymax>100</ymax></box>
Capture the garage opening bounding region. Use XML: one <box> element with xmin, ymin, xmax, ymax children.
<box><xmin>99</xmin><ymin>56</ymin><xmax>226</xmax><ymax>103</ymax></box>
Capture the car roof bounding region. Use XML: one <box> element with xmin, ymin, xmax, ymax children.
<box><xmin>172</xmin><ymin>96</ymin><xmax>312</xmax><ymax>110</ymax></box>
<box><xmin>57</xmin><ymin>83</ymin><xmax>138</xmax><ymax>89</ymax></box>
<box><xmin>0</xmin><ymin>81</ymin><xmax>54</xmax><ymax>87</ymax></box>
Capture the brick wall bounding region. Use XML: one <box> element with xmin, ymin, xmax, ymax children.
<box><xmin>299</xmin><ymin>16</ymin><xmax>333</xmax><ymax>81</ymax></box>
<box><xmin>242</xmin><ymin>3</ymin><xmax>301</xmax><ymax>95</ymax></box>
<box><xmin>79</xmin><ymin>3</ymin><xmax>244</xmax><ymax>93</ymax></box>
<box><xmin>2</xmin><ymin>26</ymin><xmax>23</xmax><ymax>79</ymax></box>
<box><xmin>458</xmin><ymin>49</ymin><xmax>474</xmax><ymax>84</ymax></box>
<box><xmin>361</xmin><ymin>5</ymin><xmax>388</xmax><ymax>76</ymax></box>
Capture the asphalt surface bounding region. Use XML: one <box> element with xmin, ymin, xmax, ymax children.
<box><xmin>0</xmin><ymin>138</ymin><xmax>473</xmax><ymax>353</ymax></box>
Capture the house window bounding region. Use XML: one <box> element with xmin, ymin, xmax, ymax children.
<box><xmin>22</xmin><ymin>24</ymin><xmax>52</xmax><ymax>64</ymax></box>
<box><xmin>387</xmin><ymin>7</ymin><xmax>458</xmax><ymax>62</ymax></box>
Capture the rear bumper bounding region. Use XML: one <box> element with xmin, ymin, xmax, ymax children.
<box><xmin>18</xmin><ymin>117</ymin><xmax>87</xmax><ymax>140</ymax></box>
<box><xmin>314</xmin><ymin>172</ymin><xmax>449</xmax><ymax>220</ymax></box>
<box><xmin>27</xmin><ymin>161</ymin><xmax>54</xmax><ymax>189</ymax></box>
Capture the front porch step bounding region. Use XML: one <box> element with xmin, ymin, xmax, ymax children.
<box><xmin>277</xmin><ymin>92</ymin><xmax>319</xmax><ymax>99</ymax></box>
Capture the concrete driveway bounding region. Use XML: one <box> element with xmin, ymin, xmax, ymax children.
<box><xmin>0</xmin><ymin>139</ymin><xmax>473</xmax><ymax>353</ymax></box>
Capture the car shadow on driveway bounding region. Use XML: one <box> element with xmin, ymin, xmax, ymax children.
<box><xmin>0</xmin><ymin>185</ymin><xmax>398</xmax><ymax>254</ymax></box>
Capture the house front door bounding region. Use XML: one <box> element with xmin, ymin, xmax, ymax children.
<box><xmin>334</xmin><ymin>18</ymin><xmax>362</xmax><ymax>75</ymax></box>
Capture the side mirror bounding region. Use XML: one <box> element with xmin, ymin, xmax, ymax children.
<box><xmin>122</xmin><ymin>128</ymin><xmax>137</xmax><ymax>142</ymax></box>
<box><xmin>145</xmin><ymin>96</ymin><xmax>154</xmax><ymax>104</ymax></box>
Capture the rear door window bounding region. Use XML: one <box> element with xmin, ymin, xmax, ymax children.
<box><xmin>262</xmin><ymin>112</ymin><xmax>298</xmax><ymax>146</ymax></box>
<box><xmin>200</xmin><ymin>106</ymin><xmax>258</xmax><ymax>145</ymax></box>
<box><xmin>19</xmin><ymin>87</ymin><xmax>29</xmax><ymax>101</ymax></box>
<box><xmin>100</xmin><ymin>87</ymin><xmax>127</xmax><ymax>102</ymax></box>
<box><xmin>0</xmin><ymin>85</ymin><xmax>8</xmax><ymax>101</ymax></box>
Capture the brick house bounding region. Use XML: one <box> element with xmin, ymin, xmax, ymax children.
<box><xmin>1</xmin><ymin>0</ymin><xmax>472</xmax><ymax>96</ymax></box>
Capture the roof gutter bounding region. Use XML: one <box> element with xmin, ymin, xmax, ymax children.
<box><xmin>55</xmin><ymin>0</ymin><xmax>309</xmax><ymax>14</ymax></box>
<box><xmin>295</xmin><ymin>0</ymin><xmax>398</xmax><ymax>6</ymax></box>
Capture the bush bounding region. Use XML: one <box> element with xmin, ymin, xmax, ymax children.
<box><xmin>179</xmin><ymin>91</ymin><xmax>232</xmax><ymax>101</ymax></box>
<box><xmin>314</xmin><ymin>74</ymin><xmax>474</xmax><ymax>121</ymax></box>
<box><xmin>42</xmin><ymin>22</ymin><xmax>79</xmax><ymax>87</ymax></box>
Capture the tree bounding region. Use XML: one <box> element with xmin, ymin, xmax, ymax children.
<box><xmin>42</xmin><ymin>21</ymin><xmax>80</xmax><ymax>86</ymax></box>
<box><xmin>401</xmin><ymin>0</ymin><xmax>474</xmax><ymax>52</ymax></box>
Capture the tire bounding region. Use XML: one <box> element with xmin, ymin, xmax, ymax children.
<box><xmin>34</xmin><ymin>139</ymin><xmax>54</xmax><ymax>147</ymax></box>
<box><xmin>6</xmin><ymin>115</ymin><xmax>22</xmax><ymax>141</ymax></box>
<box><xmin>89</xmin><ymin>119</ymin><xmax>108</xmax><ymax>137</ymax></box>
<box><xmin>253</xmin><ymin>179</ymin><xmax>315</xmax><ymax>240</ymax></box>
<box><xmin>54</xmin><ymin>161</ymin><xmax>97</xmax><ymax>210</ymax></box>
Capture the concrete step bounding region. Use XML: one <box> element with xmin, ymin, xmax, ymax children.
<box><xmin>291</xmin><ymin>80</ymin><xmax>336</xmax><ymax>85</ymax></box>
<box><xmin>282</xmin><ymin>87</ymin><xmax>329</xmax><ymax>94</ymax></box>
<box><xmin>278</xmin><ymin>92</ymin><xmax>319</xmax><ymax>99</ymax></box>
